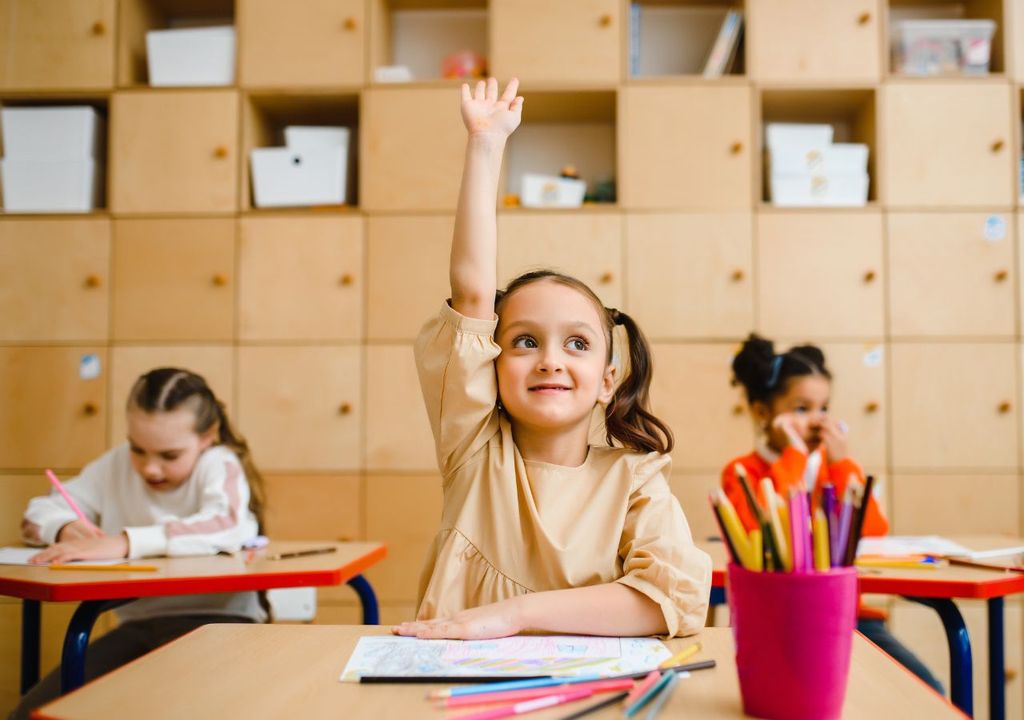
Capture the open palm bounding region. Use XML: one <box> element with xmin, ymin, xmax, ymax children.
<box><xmin>461</xmin><ymin>77</ymin><xmax>523</xmax><ymax>138</ymax></box>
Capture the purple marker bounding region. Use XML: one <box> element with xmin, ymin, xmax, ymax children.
<box><xmin>836</xmin><ymin>484</ymin><xmax>855</xmax><ymax>567</ymax></box>
<box><xmin>822</xmin><ymin>484</ymin><xmax>838</xmax><ymax>567</ymax></box>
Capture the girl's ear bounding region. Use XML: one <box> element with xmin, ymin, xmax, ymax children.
<box><xmin>750</xmin><ymin>400</ymin><xmax>770</xmax><ymax>426</ymax></box>
<box><xmin>598</xmin><ymin>364</ymin><xmax>617</xmax><ymax>405</ymax></box>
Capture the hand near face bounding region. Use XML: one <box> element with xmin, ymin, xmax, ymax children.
<box><xmin>772</xmin><ymin>412</ymin><xmax>809</xmax><ymax>455</ymax></box>
<box><xmin>819</xmin><ymin>417</ymin><xmax>850</xmax><ymax>462</ymax></box>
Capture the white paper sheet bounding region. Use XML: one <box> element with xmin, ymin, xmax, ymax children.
<box><xmin>339</xmin><ymin>635</ymin><xmax>671</xmax><ymax>682</ymax></box>
<box><xmin>0</xmin><ymin>547</ymin><xmax>126</xmax><ymax>566</ymax></box>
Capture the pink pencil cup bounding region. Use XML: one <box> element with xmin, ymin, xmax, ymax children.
<box><xmin>727</xmin><ymin>563</ymin><xmax>858</xmax><ymax>720</ymax></box>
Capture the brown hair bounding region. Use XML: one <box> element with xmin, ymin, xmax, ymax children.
<box><xmin>127</xmin><ymin>368</ymin><xmax>267</xmax><ymax>531</ymax></box>
<box><xmin>496</xmin><ymin>270</ymin><xmax>674</xmax><ymax>454</ymax></box>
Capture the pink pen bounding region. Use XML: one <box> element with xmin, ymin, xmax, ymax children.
<box><xmin>452</xmin><ymin>688</ymin><xmax>594</xmax><ymax>720</ymax></box>
<box><xmin>788</xmin><ymin>490</ymin><xmax>805</xmax><ymax>572</ymax></box>
<box><xmin>45</xmin><ymin>469</ymin><xmax>101</xmax><ymax>533</ymax></box>
<box><xmin>442</xmin><ymin>678</ymin><xmax>633</xmax><ymax>708</ymax></box>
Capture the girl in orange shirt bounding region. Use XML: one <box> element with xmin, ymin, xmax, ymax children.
<box><xmin>722</xmin><ymin>334</ymin><xmax>943</xmax><ymax>695</ymax></box>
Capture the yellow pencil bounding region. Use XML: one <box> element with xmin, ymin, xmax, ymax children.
<box><xmin>812</xmin><ymin>508</ymin><xmax>830</xmax><ymax>572</ymax></box>
<box><xmin>714</xmin><ymin>490</ymin><xmax>755</xmax><ymax>569</ymax></box>
<box><xmin>749</xmin><ymin>528</ymin><xmax>763</xmax><ymax>572</ymax></box>
<box><xmin>854</xmin><ymin>558</ymin><xmax>938</xmax><ymax>570</ymax></box>
<box><xmin>760</xmin><ymin>479</ymin><xmax>791</xmax><ymax>571</ymax></box>
<box><xmin>48</xmin><ymin>564</ymin><xmax>159</xmax><ymax>572</ymax></box>
<box><xmin>659</xmin><ymin>641</ymin><xmax>702</xmax><ymax>669</ymax></box>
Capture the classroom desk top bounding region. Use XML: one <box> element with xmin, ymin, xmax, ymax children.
<box><xmin>33</xmin><ymin>625</ymin><xmax>964</xmax><ymax>720</ymax></box>
<box><xmin>705</xmin><ymin>535</ymin><xmax>1024</xmax><ymax>599</ymax></box>
<box><xmin>0</xmin><ymin>541</ymin><xmax>387</xmax><ymax>602</ymax></box>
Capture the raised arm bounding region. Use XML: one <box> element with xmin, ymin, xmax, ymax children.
<box><xmin>450</xmin><ymin>77</ymin><xmax>523</xmax><ymax>320</ymax></box>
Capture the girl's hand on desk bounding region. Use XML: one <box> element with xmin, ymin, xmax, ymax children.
<box><xmin>461</xmin><ymin>77</ymin><xmax>523</xmax><ymax>140</ymax></box>
<box><xmin>392</xmin><ymin>600</ymin><xmax>522</xmax><ymax>640</ymax></box>
<box><xmin>57</xmin><ymin>519</ymin><xmax>106</xmax><ymax>542</ymax></box>
<box><xmin>29</xmin><ymin>533</ymin><xmax>129</xmax><ymax>565</ymax></box>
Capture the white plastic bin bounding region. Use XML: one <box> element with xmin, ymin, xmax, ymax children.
<box><xmin>769</xmin><ymin>171</ymin><xmax>869</xmax><ymax>207</ymax></box>
<box><xmin>146</xmin><ymin>26</ymin><xmax>236</xmax><ymax>87</ymax></box>
<box><xmin>1</xmin><ymin>107</ymin><xmax>104</xmax><ymax>161</ymax></box>
<box><xmin>283</xmin><ymin>126</ymin><xmax>350</xmax><ymax>152</ymax></box>
<box><xmin>250</xmin><ymin>147</ymin><xmax>346</xmax><ymax>208</ymax></box>
<box><xmin>892</xmin><ymin>19</ymin><xmax>996</xmax><ymax>75</ymax></box>
<box><xmin>769</xmin><ymin>143</ymin><xmax>869</xmax><ymax>175</ymax></box>
<box><xmin>765</xmin><ymin>123</ymin><xmax>834</xmax><ymax>154</ymax></box>
<box><xmin>520</xmin><ymin>173</ymin><xmax>587</xmax><ymax>208</ymax></box>
<box><xmin>1</xmin><ymin>158</ymin><xmax>102</xmax><ymax>212</ymax></box>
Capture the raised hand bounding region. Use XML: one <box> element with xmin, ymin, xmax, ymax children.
<box><xmin>460</xmin><ymin>77</ymin><xmax>523</xmax><ymax>139</ymax></box>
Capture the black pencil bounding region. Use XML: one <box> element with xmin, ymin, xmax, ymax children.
<box><xmin>843</xmin><ymin>475</ymin><xmax>875</xmax><ymax>566</ymax></box>
<box><xmin>556</xmin><ymin>690</ymin><xmax>630</xmax><ymax>719</ymax></box>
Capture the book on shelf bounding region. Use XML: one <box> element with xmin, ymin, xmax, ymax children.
<box><xmin>703</xmin><ymin>10</ymin><xmax>743</xmax><ymax>78</ymax></box>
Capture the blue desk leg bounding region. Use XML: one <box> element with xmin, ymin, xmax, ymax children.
<box><xmin>21</xmin><ymin>599</ymin><xmax>40</xmax><ymax>694</ymax></box>
<box><xmin>710</xmin><ymin>586</ymin><xmax>726</xmax><ymax>607</ymax></box>
<box><xmin>60</xmin><ymin>599</ymin><xmax>133</xmax><ymax>695</ymax></box>
<box><xmin>989</xmin><ymin>597</ymin><xmax>1005</xmax><ymax>720</ymax></box>
<box><xmin>908</xmin><ymin>596</ymin><xmax>972</xmax><ymax>717</ymax></box>
<box><xmin>347</xmin><ymin>575</ymin><xmax>379</xmax><ymax>625</ymax></box>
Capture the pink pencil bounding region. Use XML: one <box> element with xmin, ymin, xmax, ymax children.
<box><xmin>623</xmin><ymin>670</ymin><xmax>661</xmax><ymax>706</ymax></box>
<box><xmin>441</xmin><ymin>679</ymin><xmax>633</xmax><ymax>708</ymax></box>
<box><xmin>45</xmin><ymin>469</ymin><xmax>100</xmax><ymax>532</ymax></box>
<box><xmin>451</xmin><ymin>688</ymin><xmax>594</xmax><ymax>720</ymax></box>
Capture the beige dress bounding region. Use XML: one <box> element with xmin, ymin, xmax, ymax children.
<box><xmin>413</xmin><ymin>302</ymin><xmax>712</xmax><ymax>637</ymax></box>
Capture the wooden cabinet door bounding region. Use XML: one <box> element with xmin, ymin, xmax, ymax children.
<box><xmin>757</xmin><ymin>211</ymin><xmax>884</xmax><ymax>338</ymax></box>
<box><xmin>111</xmin><ymin>90</ymin><xmax>238</xmax><ymax>213</ymax></box>
<box><xmin>361</xmin><ymin>88</ymin><xmax>465</xmax><ymax>211</ymax></box>
<box><xmin>264</xmin><ymin>474</ymin><xmax>362</xmax><ymax>542</ymax></box>
<box><xmin>815</xmin><ymin>342</ymin><xmax>887</xmax><ymax>469</ymax></box>
<box><xmin>625</xmin><ymin>213</ymin><xmax>753</xmax><ymax>339</ymax></box>
<box><xmin>238</xmin><ymin>0</ymin><xmax>365</xmax><ymax>87</ymax></box>
<box><xmin>0</xmin><ymin>0</ymin><xmax>115</xmax><ymax>89</ymax></box>
<box><xmin>366</xmin><ymin>216</ymin><xmax>452</xmax><ymax>342</ymax></box>
<box><xmin>237</xmin><ymin>346</ymin><xmax>362</xmax><ymax>472</ymax></box>
<box><xmin>496</xmin><ymin>212</ymin><xmax>623</xmax><ymax>308</ymax></box>
<box><xmin>882</xmin><ymin>82</ymin><xmax>1014</xmax><ymax>207</ymax></box>
<box><xmin>490</xmin><ymin>0</ymin><xmax>621</xmax><ymax>85</ymax></box>
<box><xmin>108</xmin><ymin>345</ymin><xmax>235</xmax><ymax>445</ymax></box>
<box><xmin>748</xmin><ymin>0</ymin><xmax>881</xmax><ymax>82</ymax></box>
<box><xmin>669</xmin><ymin>474</ymin><xmax>723</xmax><ymax>543</ymax></box>
<box><xmin>650</xmin><ymin>343</ymin><xmax>754</xmax><ymax>471</ymax></box>
<box><xmin>619</xmin><ymin>86</ymin><xmax>752</xmax><ymax>209</ymax></box>
<box><xmin>0</xmin><ymin>219</ymin><xmax>109</xmax><ymax>342</ymax></box>
<box><xmin>891</xmin><ymin>474</ymin><xmax>1019</xmax><ymax>535</ymax></box>
<box><xmin>238</xmin><ymin>216</ymin><xmax>363</xmax><ymax>341</ymax></box>
<box><xmin>891</xmin><ymin>343</ymin><xmax>1018</xmax><ymax>471</ymax></box>
<box><xmin>365</xmin><ymin>345</ymin><xmax>436</xmax><ymax>472</ymax></box>
<box><xmin>0</xmin><ymin>347</ymin><xmax>107</xmax><ymax>468</ymax></box>
<box><xmin>111</xmin><ymin>219</ymin><xmax>235</xmax><ymax>342</ymax></box>
<box><xmin>888</xmin><ymin>212</ymin><xmax>1015</xmax><ymax>337</ymax></box>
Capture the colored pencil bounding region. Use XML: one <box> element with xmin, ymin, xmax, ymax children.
<box><xmin>439</xmin><ymin>679</ymin><xmax>634</xmax><ymax>708</ymax></box>
<box><xmin>641</xmin><ymin>671</ymin><xmax>679</xmax><ymax>720</ymax></box>
<box><xmin>623</xmin><ymin>669</ymin><xmax>674</xmax><ymax>717</ymax></box>
<box><xmin>822</xmin><ymin>483</ymin><xmax>839</xmax><ymax>567</ymax></box>
<box><xmin>265</xmin><ymin>546</ymin><xmax>336</xmax><ymax>560</ymax></box>
<box><xmin>45</xmin><ymin>469</ymin><xmax>100</xmax><ymax>533</ymax></box>
<box><xmin>713</xmin><ymin>490</ymin><xmax>754</xmax><ymax>569</ymax></box>
<box><xmin>708</xmin><ymin>495</ymin><xmax>740</xmax><ymax>565</ymax></box>
<box><xmin>431</xmin><ymin>675</ymin><xmax>600</xmax><ymax>699</ymax></box>
<box><xmin>843</xmin><ymin>475</ymin><xmax>874</xmax><ymax>566</ymax></box>
<box><xmin>658</xmin><ymin>641</ymin><xmax>701</xmax><ymax>669</ymax></box>
<box><xmin>555</xmin><ymin>691</ymin><xmax>630</xmax><ymax>720</ymax></box>
<box><xmin>622</xmin><ymin>670</ymin><xmax>660</xmax><ymax>706</ymax></box>
<box><xmin>761</xmin><ymin>480</ymin><xmax>791</xmax><ymax>571</ymax></box>
<box><xmin>787</xmin><ymin>489</ymin><xmax>805</xmax><ymax>572</ymax></box>
<box><xmin>48</xmin><ymin>564</ymin><xmax>158</xmax><ymax>572</ymax></box>
<box><xmin>451</xmin><ymin>688</ymin><xmax>594</xmax><ymax>720</ymax></box>
<box><xmin>941</xmin><ymin>557</ymin><xmax>1024</xmax><ymax>574</ymax></box>
<box><xmin>812</xmin><ymin>508</ymin><xmax>830</xmax><ymax>572</ymax></box>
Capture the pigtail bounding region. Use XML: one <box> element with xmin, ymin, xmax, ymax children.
<box><xmin>604</xmin><ymin>310</ymin><xmax>674</xmax><ymax>454</ymax></box>
<box><xmin>212</xmin><ymin>401</ymin><xmax>267</xmax><ymax>533</ymax></box>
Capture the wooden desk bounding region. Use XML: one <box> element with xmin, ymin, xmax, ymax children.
<box><xmin>705</xmin><ymin>535</ymin><xmax>1024</xmax><ymax>720</ymax></box>
<box><xmin>0</xmin><ymin>541</ymin><xmax>386</xmax><ymax>695</ymax></box>
<box><xmin>33</xmin><ymin>625</ymin><xmax>964</xmax><ymax>720</ymax></box>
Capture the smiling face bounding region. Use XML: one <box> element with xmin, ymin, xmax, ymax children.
<box><xmin>126</xmin><ymin>405</ymin><xmax>215</xmax><ymax>492</ymax></box>
<box><xmin>494</xmin><ymin>279</ymin><xmax>616</xmax><ymax>438</ymax></box>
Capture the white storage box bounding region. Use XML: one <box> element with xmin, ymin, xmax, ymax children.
<box><xmin>765</xmin><ymin>123</ymin><xmax>834</xmax><ymax>154</ymax></box>
<box><xmin>146</xmin><ymin>26</ymin><xmax>236</xmax><ymax>87</ymax></box>
<box><xmin>1</xmin><ymin>107</ymin><xmax>104</xmax><ymax>161</ymax></box>
<box><xmin>769</xmin><ymin>171</ymin><xmax>869</xmax><ymax>207</ymax></box>
<box><xmin>1</xmin><ymin>158</ymin><xmax>102</xmax><ymax>212</ymax></box>
<box><xmin>892</xmin><ymin>19</ymin><xmax>996</xmax><ymax>75</ymax></box>
<box><xmin>283</xmin><ymin>126</ymin><xmax>350</xmax><ymax>152</ymax></box>
<box><xmin>250</xmin><ymin>147</ymin><xmax>346</xmax><ymax>208</ymax></box>
<box><xmin>769</xmin><ymin>143</ymin><xmax>869</xmax><ymax>174</ymax></box>
<box><xmin>520</xmin><ymin>173</ymin><xmax>586</xmax><ymax>208</ymax></box>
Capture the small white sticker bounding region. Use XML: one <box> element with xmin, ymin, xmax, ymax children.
<box><xmin>79</xmin><ymin>353</ymin><xmax>101</xmax><ymax>380</ymax></box>
<box><xmin>863</xmin><ymin>346</ymin><xmax>883</xmax><ymax>368</ymax></box>
<box><xmin>984</xmin><ymin>215</ymin><xmax>1007</xmax><ymax>242</ymax></box>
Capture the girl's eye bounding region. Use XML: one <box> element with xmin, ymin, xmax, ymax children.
<box><xmin>130</xmin><ymin>446</ymin><xmax>144</xmax><ymax>455</ymax></box>
<box><xmin>794</xmin><ymin>406</ymin><xmax>808</xmax><ymax>414</ymax></box>
<box><xmin>566</xmin><ymin>337</ymin><xmax>589</xmax><ymax>352</ymax></box>
<box><xmin>512</xmin><ymin>336</ymin><xmax>537</xmax><ymax>349</ymax></box>
<box><xmin>161</xmin><ymin>453</ymin><xmax>181</xmax><ymax>461</ymax></box>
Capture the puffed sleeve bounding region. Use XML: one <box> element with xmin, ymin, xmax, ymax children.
<box><xmin>615</xmin><ymin>453</ymin><xmax>712</xmax><ymax>637</ymax></box>
<box><xmin>413</xmin><ymin>301</ymin><xmax>502</xmax><ymax>478</ymax></box>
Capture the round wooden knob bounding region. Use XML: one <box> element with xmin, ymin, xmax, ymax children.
<box><xmin>92</xmin><ymin>20</ymin><xmax>106</xmax><ymax>35</ymax></box>
<box><xmin>730</xmin><ymin>269</ymin><xmax>745</xmax><ymax>282</ymax></box>
<box><xmin>864</xmin><ymin>401</ymin><xmax>879</xmax><ymax>414</ymax></box>
<box><xmin>338</xmin><ymin>402</ymin><xmax>352</xmax><ymax>415</ymax></box>
<box><xmin>991</xmin><ymin>139</ymin><xmax>1005</xmax><ymax>153</ymax></box>
<box><xmin>857</xmin><ymin>12</ymin><xmax>871</xmax><ymax>25</ymax></box>
<box><xmin>599</xmin><ymin>271</ymin><xmax>614</xmax><ymax>284</ymax></box>
<box><xmin>343</xmin><ymin>16</ymin><xmax>357</xmax><ymax>30</ymax></box>
<box><xmin>84</xmin><ymin>274</ymin><xmax>102</xmax><ymax>289</ymax></box>
<box><xmin>212</xmin><ymin>273</ymin><xmax>229</xmax><ymax>287</ymax></box>
<box><xmin>863</xmin><ymin>270</ymin><xmax>876</xmax><ymax>283</ymax></box>
<box><xmin>729</xmin><ymin>141</ymin><xmax>743</xmax><ymax>155</ymax></box>
<box><xmin>213</xmin><ymin>145</ymin><xmax>229</xmax><ymax>159</ymax></box>
<box><xmin>339</xmin><ymin>273</ymin><xmax>354</xmax><ymax>286</ymax></box>
<box><xmin>994</xmin><ymin>269</ymin><xmax>1009</xmax><ymax>283</ymax></box>
<box><xmin>83</xmin><ymin>402</ymin><xmax>99</xmax><ymax>417</ymax></box>
<box><xmin>998</xmin><ymin>401</ymin><xmax>1012</xmax><ymax>414</ymax></box>
<box><xmin>599</xmin><ymin>14</ymin><xmax>613</xmax><ymax>27</ymax></box>
<box><xmin>732</xmin><ymin>404</ymin><xmax>745</xmax><ymax>416</ymax></box>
